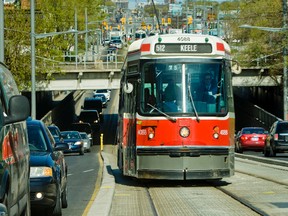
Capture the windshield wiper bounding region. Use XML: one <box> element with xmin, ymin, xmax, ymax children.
<box><xmin>147</xmin><ymin>103</ymin><xmax>177</xmax><ymax>122</ymax></box>
<box><xmin>188</xmin><ymin>86</ymin><xmax>200</xmax><ymax>122</ymax></box>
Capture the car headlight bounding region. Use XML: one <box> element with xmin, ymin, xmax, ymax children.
<box><xmin>75</xmin><ymin>141</ymin><xmax>82</xmax><ymax>145</ymax></box>
<box><xmin>30</xmin><ymin>167</ymin><xmax>53</xmax><ymax>178</ymax></box>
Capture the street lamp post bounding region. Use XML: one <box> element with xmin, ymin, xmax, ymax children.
<box><xmin>30</xmin><ymin>0</ymin><xmax>78</xmax><ymax>119</ymax></box>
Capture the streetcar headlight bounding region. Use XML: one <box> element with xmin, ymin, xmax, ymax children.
<box><xmin>180</xmin><ymin>127</ymin><xmax>190</xmax><ymax>138</ymax></box>
<box><xmin>147</xmin><ymin>127</ymin><xmax>155</xmax><ymax>139</ymax></box>
<box><xmin>213</xmin><ymin>126</ymin><xmax>220</xmax><ymax>139</ymax></box>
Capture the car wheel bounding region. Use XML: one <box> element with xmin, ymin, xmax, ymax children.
<box><xmin>52</xmin><ymin>184</ymin><xmax>62</xmax><ymax>216</ymax></box>
<box><xmin>61</xmin><ymin>185</ymin><xmax>68</xmax><ymax>208</ymax></box>
<box><xmin>235</xmin><ymin>142</ymin><xmax>243</xmax><ymax>153</ymax></box>
<box><xmin>270</xmin><ymin>145</ymin><xmax>276</xmax><ymax>157</ymax></box>
<box><xmin>80</xmin><ymin>147</ymin><xmax>84</xmax><ymax>155</ymax></box>
<box><xmin>264</xmin><ymin>145</ymin><xmax>270</xmax><ymax>157</ymax></box>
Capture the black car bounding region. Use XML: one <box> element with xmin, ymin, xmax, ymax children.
<box><xmin>264</xmin><ymin>120</ymin><xmax>288</xmax><ymax>157</ymax></box>
<box><xmin>93</xmin><ymin>93</ymin><xmax>108</xmax><ymax>108</ymax></box>
<box><xmin>27</xmin><ymin>117</ymin><xmax>69</xmax><ymax>216</ymax></box>
<box><xmin>78</xmin><ymin>110</ymin><xmax>101</xmax><ymax>129</ymax></box>
<box><xmin>48</xmin><ymin>124</ymin><xmax>64</xmax><ymax>143</ymax></box>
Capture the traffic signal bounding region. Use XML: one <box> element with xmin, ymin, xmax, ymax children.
<box><xmin>121</xmin><ymin>17</ymin><xmax>126</xmax><ymax>24</ymax></box>
<box><xmin>162</xmin><ymin>18</ymin><xmax>165</xmax><ymax>24</ymax></box>
<box><xmin>128</xmin><ymin>17</ymin><xmax>132</xmax><ymax>24</ymax></box>
<box><xmin>167</xmin><ymin>18</ymin><xmax>171</xmax><ymax>24</ymax></box>
<box><xmin>187</xmin><ymin>17</ymin><xmax>193</xmax><ymax>24</ymax></box>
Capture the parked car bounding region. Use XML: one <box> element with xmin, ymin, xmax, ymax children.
<box><xmin>93</xmin><ymin>93</ymin><xmax>108</xmax><ymax>108</ymax></box>
<box><xmin>27</xmin><ymin>117</ymin><xmax>69</xmax><ymax>216</ymax></box>
<box><xmin>80</xmin><ymin>132</ymin><xmax>92</xmax><ymax>152</ymax></box>
<box><xmin>0</xmin><ymin>62</ymin><xmax>30</xmax><ymax>216</ymax></box>
<box><xmin>93</xmin><ymin>89</ymin><xmax>111</xmax><ymax>101</ymax></box>
<box><xmin>48</xmin><ymin>124</ymin><xmax>64</xmax><ymax>143</ymax></box>
<box><xmin>264</xmin><ymin>120</ymin><xmax>288</xmax><ymax>157</ymax></box>
<box><xmin>61</xmin><ymin>131</ymin><xmax>85</xmax><ymax>155</ymax></box>
<box><xmin>235</xmin><ymin>127</ymin><xmax>268</xmax><ymax>153</ymax></box>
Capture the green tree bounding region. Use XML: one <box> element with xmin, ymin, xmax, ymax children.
<box><xmin>226</xmin><ymin>0</ymin><xmax>283</xmax><ymax>77</ymax></box>
<box><xmin>4</xmin><ymin>0</ymin><xmax>106</xmax><ymax>91</ymax></box>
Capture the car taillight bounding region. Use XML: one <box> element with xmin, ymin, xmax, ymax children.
<box><xmin>240</xmin><ymin>136</ymin><xmax>248</xmax><ymax>140</ymax></box>
<box><xmin>274</xmin><ymin>134</ymin><xmax>278</xmax><ymax>140</ymax></box>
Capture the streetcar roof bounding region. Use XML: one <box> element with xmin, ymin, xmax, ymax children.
<box><xmin>127</xmin><ymin>34</ymin><xmax>231</xmax><ymax>58</ymax></box>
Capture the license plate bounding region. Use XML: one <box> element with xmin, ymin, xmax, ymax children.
<box><xmin>251</xmin><ymin>137</ymin><xmax>259</xmax><ymax>141</ymax></box>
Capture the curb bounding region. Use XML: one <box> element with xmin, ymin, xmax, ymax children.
<box><xmin>87</xmin><ymin>152</ymin><xmax>115</xmax><ymax>216</ymax></box>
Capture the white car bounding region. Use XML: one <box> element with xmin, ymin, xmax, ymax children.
<box><xmin>80</xmin><ymin>132</ymin><xmax>91</xmax><ymax>152</ymax></box>
<box><xmin>93</xmin><ymin>89</ymin><xmax>111</xmax><ymax>101</ymax></box>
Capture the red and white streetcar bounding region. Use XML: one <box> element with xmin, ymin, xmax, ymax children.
<box><xmin>116</xmin><ymin>34</ymin><xmax>236</xmax><ymax>180</ymax></box>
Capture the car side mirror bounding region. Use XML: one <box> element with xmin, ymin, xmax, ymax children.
<box><xmin>5</xmin><ymin>95</ymin><xmax>30</xmax><ymax>124</ymax></box>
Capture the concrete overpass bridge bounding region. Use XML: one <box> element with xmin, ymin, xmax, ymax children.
<box><xmin>35</xmin><ymin>62</ymin><xmax>281</xmax><ymax>91</ymax></box>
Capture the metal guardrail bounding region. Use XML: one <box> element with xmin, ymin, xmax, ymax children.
<box><xmin>58</xmin><ymin>51</ymin><xmax>126</xmax><ymax>71</ymax></box>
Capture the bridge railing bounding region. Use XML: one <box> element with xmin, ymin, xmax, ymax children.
<box><xmin>57</xmin><ymin>52</ymin><xmax>126</xmax><ymax>71</ymax></box>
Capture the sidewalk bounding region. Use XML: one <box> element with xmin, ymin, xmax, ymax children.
<box><xmin>87</xmin><ymin>145</ymin><xmax>116</xmax><ymax>216</ymax></box>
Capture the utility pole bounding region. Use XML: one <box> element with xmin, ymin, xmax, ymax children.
<box><xmin>30</xmin><ymin>0</ymin><xmax>36</xmax><ymax>119</ymax></box>
<box><xmin>0</xmin><ymin>1</ymin><xmax>4</xmax><ymax>62</ymax></box>
<box><xmin>283</xmin><ymin>0</ymin><xmax>288</xmax><ymax>120</ymax></box>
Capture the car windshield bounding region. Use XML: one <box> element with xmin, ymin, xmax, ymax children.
<box><xmin>277</xmin><ymin>123</ymin><xmax>288</xmax><ymax>133</ymax></box>
<box><xmin>80</xmin><ymin>133</ymin><xmax>88</xmax><ymax>139</ymax></box>
<box><xmin>48</xmin><ymin>127</ymin><xmax>58</xmax><ymax>136</ymax></box>
<box><xmin>242</xmin><ymin>128</ymin><xmax>265</xmax><ymax>134</ymax></box>
<box><xmin>97</xmin><ymin>89</ymin><xmax>108</xmax><ymax>93</ymax></box>
<box><xmin>61</xmin><ymin>132</ymin><xmax>80</xmax><ymax>139</ymax></box>
<box><xmin>27</xmin><ymin>125</ymin><xmax>48</xmax><ymax>151</ymax></box>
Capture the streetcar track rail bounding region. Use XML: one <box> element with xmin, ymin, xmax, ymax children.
<box><xmin>98</xmin><ymin>146</ymin><xmax>288</xmax><ymax>216</ymax></box>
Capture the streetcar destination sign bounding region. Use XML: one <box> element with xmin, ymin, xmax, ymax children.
<box><xmin>154</xmin><ymin>43</ymin><xmax>212</xmax><ymax>53</ymax></box>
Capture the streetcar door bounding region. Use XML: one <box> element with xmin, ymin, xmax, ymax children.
<box><xmin>123</xmin><ymin>78</ymin><xmax>138</xmax><ymax>176</ymax></box>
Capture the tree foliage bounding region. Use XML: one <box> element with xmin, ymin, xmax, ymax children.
<box><xmin>4</xmin><ymin>0</ymin><xmax>106</xmax><ymax>91</ymax></box>
<box><xmin>223</xmin><ymin>0</ymin><xmax>283</xmax><ymax>77</ymax></box>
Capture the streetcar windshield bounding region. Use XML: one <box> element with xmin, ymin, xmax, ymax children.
<box><xmin>141</xmin><ymin>61</ymin><xmax>227</xmax><ymax>115</ymax></box>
